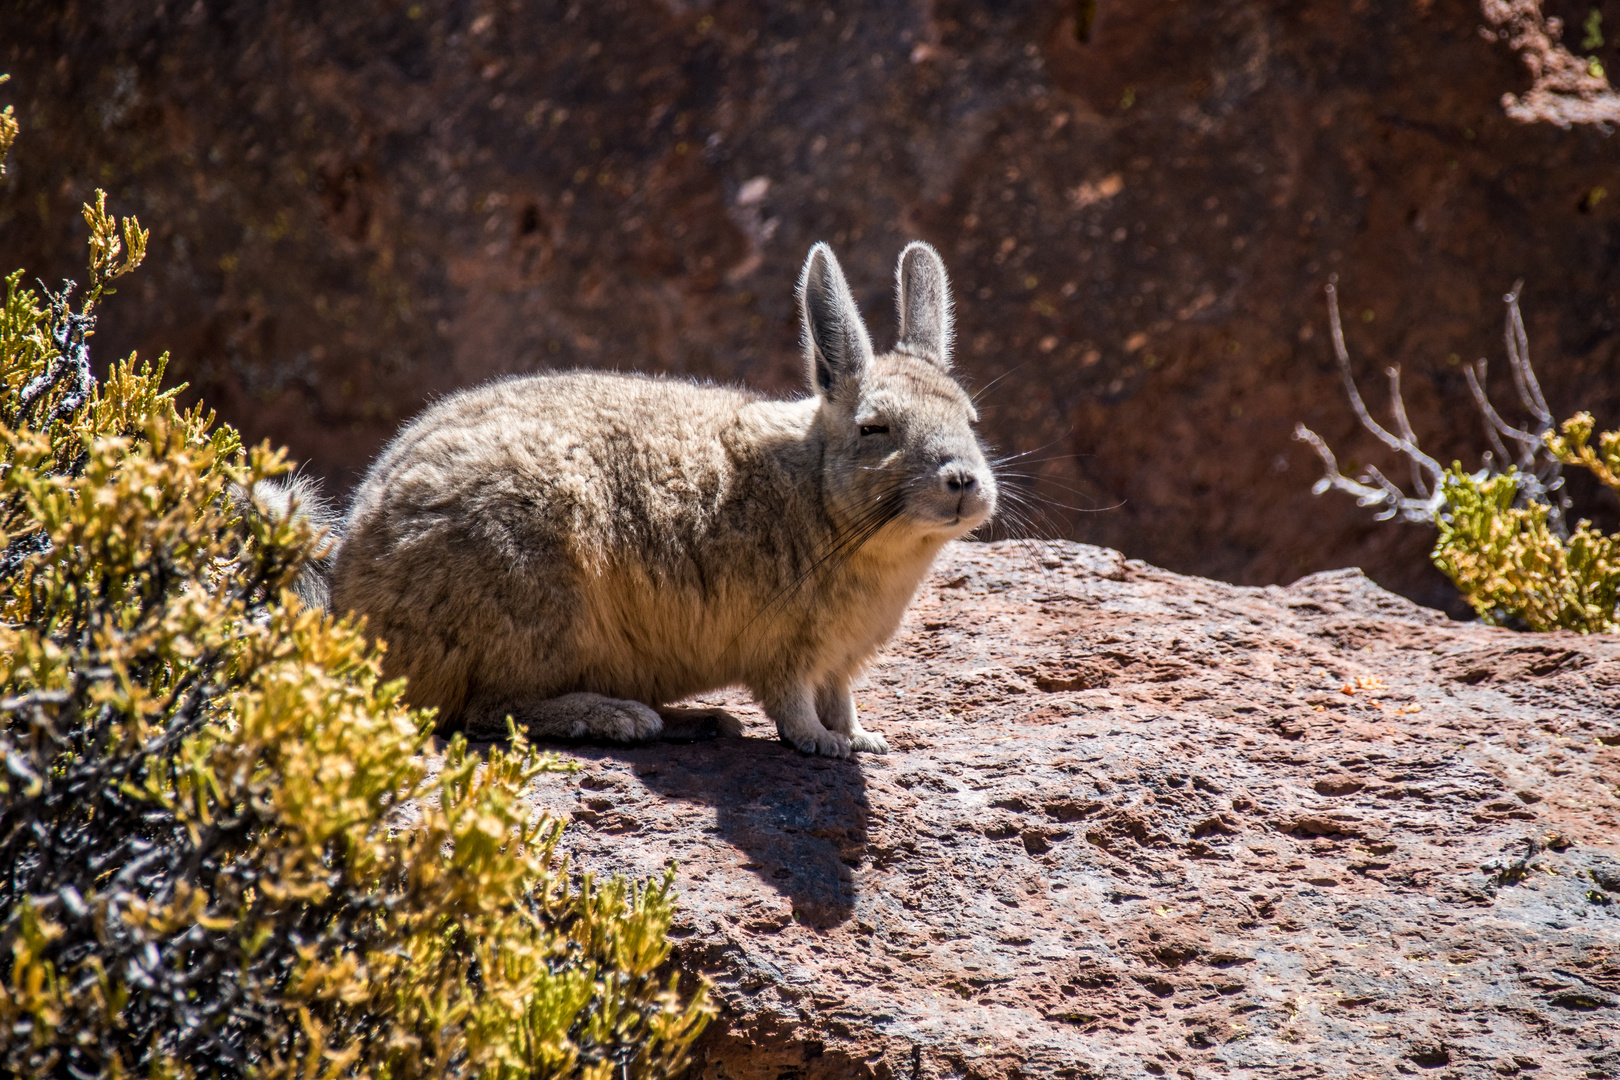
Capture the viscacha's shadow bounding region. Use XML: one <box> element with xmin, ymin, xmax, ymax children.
<box><xmin>523</xmin><ymin>723</ymin><xmax>869</xmax><ymax>929</ymax></box>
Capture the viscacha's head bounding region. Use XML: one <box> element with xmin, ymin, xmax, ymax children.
<box><xmin>798</xmin><ymin>241</ymin><xmax>997</xmax><ymax>543</ymax></box>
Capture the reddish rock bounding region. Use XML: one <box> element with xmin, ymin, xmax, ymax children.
<box><xmin>3</xmin><ymin>1</ymin><xmax>1619</xmax><ymax>614</ymax></box>
<box><xmin>508</xmin><ymin>542</ymin><xmax>1620</xmax><ymax>1078</ymax></box>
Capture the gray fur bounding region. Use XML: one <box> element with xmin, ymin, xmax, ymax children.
<box><xmin>311</xmin><ymin>243</ymin><xmax>996</xmax><ymax>757</ymax></box>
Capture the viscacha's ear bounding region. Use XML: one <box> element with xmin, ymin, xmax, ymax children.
<box><xmin>798</xmin><ymin>242</ymin><xmax>873</xmax><ymax>397</ymax></box>
<box><xmin>893</xmin><ymin>240</ymin><xmax>953</xmax><ymax>369</ymax></box>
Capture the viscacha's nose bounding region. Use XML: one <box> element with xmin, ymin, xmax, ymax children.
<box><xmin>940</xmin><ymin>463</ymin><xmax>979</xmax><ymax>495</ymax></box>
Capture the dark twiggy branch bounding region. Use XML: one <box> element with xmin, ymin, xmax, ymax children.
<box><xmin>17</xmin><ymin>281</ymin><xmax>96</xmax><ymax>425</ymax></box>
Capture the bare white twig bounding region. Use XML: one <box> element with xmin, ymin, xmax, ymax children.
<box><xmin>1385</xmin><ymin>366</ymin><xmax>1431</xmax><ymax>497</ymax></box>
<box><xmin>1503</xmin><ymin>279</ymin><xmax>1552</xmax><ymax>427</ymax></box>
<box><xmin>1292</xmin><ymin>423</ymin><xmax>1445</xmax><ymax>523</ymax></box>
<box><xmin>1295</xmin><ymin>279</ymin><xmax>1570</xmax><ymax>536</ymax></box>
<box><xmin>1321</xmin><ymin>282</ymin><xmax>1446</xmax><ymax>490</ymax></box>
<box><xmin>1464</xmin><ymin>359</ymin><xmax>1521</xmax><ymax>466</ymax></box>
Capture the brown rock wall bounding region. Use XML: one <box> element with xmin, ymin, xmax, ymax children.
<box><xmin>3</xmin><ymin>1</ymin><xmax>1619</xmax><ymax>609</ymax></box>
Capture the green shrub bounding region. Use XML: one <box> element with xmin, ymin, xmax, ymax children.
<box><xmin>0</xmin><ymin>111</ymin><xmax>709</xmax><ymax>1078</ymax></box>
<box><xmin>1433</xmin><ymin>415</ymin><xmax>1620</xmax><ymax>632</ymax></box>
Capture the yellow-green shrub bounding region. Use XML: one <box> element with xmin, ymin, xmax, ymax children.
<box><xmin>1434</xmin><ymin>414</ymin><xmax>1620</xmax><ymax>633</ymax></box>
<box><xmin>0</xmin><ymin>133</ymin><xmax>708</xmax><ymax>1076</ymax></box>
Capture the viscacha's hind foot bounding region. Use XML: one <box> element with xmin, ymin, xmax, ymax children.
<box><xmin>465</xmin><ymin>692</ymin><xmax>664</xmax><ymax>744</ymax></box>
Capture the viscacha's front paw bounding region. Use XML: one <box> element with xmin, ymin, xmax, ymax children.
<box><xmin>849</xmin><ymin>730</ymin><xmax>889</xmax><ymax>754</ymax></box>
<box><xmin>784</xmin><ymin>726</ymin><xmax>851</xmax><ymax>758</ymax></box>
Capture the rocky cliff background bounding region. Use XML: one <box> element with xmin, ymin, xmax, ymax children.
<box><xmin>3</xmin><ymin>0</ymin><xmax>1618</xmax><ymax>611</ymax></box>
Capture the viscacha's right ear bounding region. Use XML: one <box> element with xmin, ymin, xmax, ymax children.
<box><xmin>894</xmin><ymin>240</ymin><xmax>953</xmax><ymax>369</ymax></box>
<box><xmin>798</xmin><ymin>242</ymin><xmax>873</xmax><ymax>397</ymax></box>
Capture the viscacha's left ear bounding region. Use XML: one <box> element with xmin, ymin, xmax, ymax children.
<box><xmin>798</xmin><ymin>242</ymin><xmax>874</xmax><ymax>397</ymax></box>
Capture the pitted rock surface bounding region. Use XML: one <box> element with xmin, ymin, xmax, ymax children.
<box><xmin>512</xmin><ymin>541</ymin><xmax>1620</xmax><ymax>1079</ymax></box>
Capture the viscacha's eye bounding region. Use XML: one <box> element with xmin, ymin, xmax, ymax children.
<box><xmin>859</xmin><ymin>424</ymin><xmax>889</xmax><ymax>437</ymax></box>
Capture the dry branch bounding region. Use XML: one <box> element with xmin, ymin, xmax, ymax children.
<box><xmin>1295</xmin><ymin>280</ymin><xmax>1569</xmax><ymax>535</ymax></box>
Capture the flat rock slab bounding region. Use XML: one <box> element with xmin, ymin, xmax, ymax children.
<box><xmin>514</xmin><ymin>541</ymin><xmax>1620</xmax><ymax>1079</ymax></box>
